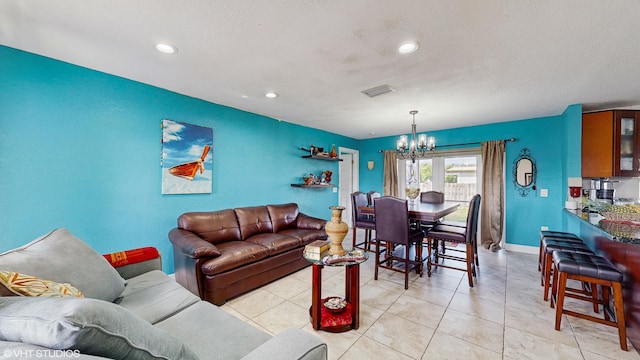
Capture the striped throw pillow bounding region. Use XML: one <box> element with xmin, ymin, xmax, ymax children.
<box><xmin>0</xmin><ymin>271</ymin><xmax>83</xmax><ymax>297</ymax></box>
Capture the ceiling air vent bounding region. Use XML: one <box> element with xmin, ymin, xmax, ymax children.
<box><xmin>361</xmin><ymin>84</ymin><xmax>396</xmax><ymax>98</ymax></box>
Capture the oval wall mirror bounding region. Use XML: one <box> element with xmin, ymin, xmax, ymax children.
<box><xmin>513</xmin><ymin>148</ymin><xmax>536</xmax><ymax>196</ymax></box>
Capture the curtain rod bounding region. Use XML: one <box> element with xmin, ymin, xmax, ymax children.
<box><xmin>378</xmin><ymin>137</ymin><xmax>516</xmax><ymax>153</ymax></box>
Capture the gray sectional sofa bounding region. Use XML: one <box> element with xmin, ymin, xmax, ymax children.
<box><xmin>0</xmin><ymin>228</ymin><xmax>327</xmax><ymax>360</ymax></box>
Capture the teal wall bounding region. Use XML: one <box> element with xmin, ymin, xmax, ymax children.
<box><xmin>1</xmin><ymin>45</ymin><xmax>582</xmax><ymax>273</ymax></box>
<box><xmin>359</xmin><ymin>104</ymin><xmax>582</xmax><ymax>248</ymax></box>
<box><xmin>0</xmin><ymin>46</ymin><xmax>357</xmax><ymax>272</ymax></box>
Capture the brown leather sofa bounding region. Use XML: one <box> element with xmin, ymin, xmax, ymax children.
<box><xmin>169</xmin><ymin>203</ymin><xmax>327</xmax><ymax>305</ymax></box>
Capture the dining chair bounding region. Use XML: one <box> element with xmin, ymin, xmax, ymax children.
<box><xmin>367</xmin><ymin>190</ymin><xmax>381</xmax><ymax>205</ymax></box>
<box><xmin>373</xmin><ymin>196</ymin><xmax>425</xmax><ymax>289</ymax></box>
<box><xmin>420</xmin><ymin>191</ymin><xmax>444</xmax><ymax>204</ymax></box>
<box><xmin>351</xmin><ymin>191</ymin><xmax>375</xmax><ymax>252</ymax></box>
<box><xmin>425</xmin><ymin>194</ymin><xmax>481</xmax><ymax>287</ymax></box>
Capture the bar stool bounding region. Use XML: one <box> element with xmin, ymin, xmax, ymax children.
<box><xmin>550</xmin><ymin>251</ymin><xmax>627</xmax><ymax>351</ymax></box>
<box><xmin>541</xmin><ymin>239</ymin><xmax>594</xmax><ymax>301</ymax></box>
<box><xmin>538</xmin><ymin>231</ymin><xmax>582</xmax><ymax>271</ymax></box>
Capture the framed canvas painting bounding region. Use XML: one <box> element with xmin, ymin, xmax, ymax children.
<box><xmin>161</xmin><ymin>119</ymin><xmax>213</xmax><ymax>194</ymax></box>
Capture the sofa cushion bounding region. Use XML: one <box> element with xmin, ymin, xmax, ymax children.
<box><xmin>235</xmin><ymin>206</ymin><xmax>274</xmax><ymax>240</ymax></box>
<box><xmin>115</xmin><ymin>270</ymin><xmax>200</xmax><ymax>324</ymax></box>
<box><xmin>245</xmin><ymin>233</ymin><xmax>300</xmax><ymax>256</ymax></box>
<box><xmin>278</xmin><ymin>229</ymin><xmax>329</xmax><ymax>246</ymax></box>
<box><xmin>154</xmin><ymin>300</ymin><xmax>271</xmax><ymax>359</ymax></box>
<box><xmin>0</xmin><ymin>229</ymin><xmax>126</xmax><ymax>302</ymax></box>
<box><xmin>178</xmin><ymin>209</ymin><xmax>241</xmax><ymax>244</ymax></box>
<box><xmin>0</xmin><ymin>271</ymin><xmax>84</xmax><ymax>298</ymax></box>
<box><xmin>0</xmin><ymin>297</ymin><xmax>198</xmax><ymax>360</ymax></box>
<box><xmin>201</xmin><ymin>242</ymin><xmax>269</xmax><ymax>276</ymax></box>
<box><xmin>267</xmin><ymin>203</ymin><xmax>299</xmax><ymax>233</ymax></box>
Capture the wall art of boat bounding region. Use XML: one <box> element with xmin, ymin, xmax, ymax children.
<box><xmin>168</xmin><ymin>145</ymin><xmax>210</xmax><ymax>181</ymax></box>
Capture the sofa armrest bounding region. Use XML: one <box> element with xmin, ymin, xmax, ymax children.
<box><xmin>241</xmin><ymin>328</ymin><xmax>327</xmax><ymax>360</ymax></box>
<box><xmin>296</xmin><ymin>213</ymin><xmax>327</xmax><ymax>230</ymax></box>
<box><xmin>168</xmin><ymin>228</ymin><xmax>221</xmax><ymax>259</ymax></box>
<box><xmin>102</xmin><ymin>247</ymin><xmax>162</xmax><ymax>280</ymax></box>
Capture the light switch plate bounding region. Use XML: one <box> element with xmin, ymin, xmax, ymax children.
<box><xmin>540</xmin><ymin>189</ymin><xmax>548</xmax><ymax>197</ymax></box>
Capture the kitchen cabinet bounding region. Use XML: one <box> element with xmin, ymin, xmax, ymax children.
<box><xmin>582</xmin><ymin>110</ymin><xmax>640</xmax><ymax>177</ymax></box>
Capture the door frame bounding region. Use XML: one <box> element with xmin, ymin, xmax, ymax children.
<box><xmin>338</xmin><ymin>147</ymin><xmax>359</xmax><ymax>227</ymax></box>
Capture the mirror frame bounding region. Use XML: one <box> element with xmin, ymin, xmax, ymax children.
<box><xmin>512</xmin><ymin>148</ymin><xmax>537</xmax><ymax>197</ymax></box>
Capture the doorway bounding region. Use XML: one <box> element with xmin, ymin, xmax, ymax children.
<box><xmin>338</xmin><ymin>147</ymin><xmax>359</xmax><ymax>227</ymax></box>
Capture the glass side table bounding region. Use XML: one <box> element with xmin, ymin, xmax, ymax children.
<box><xmin>303</xmin><ymin>250</ymin><xmax>368</xmax><ymax>332</ymax></box>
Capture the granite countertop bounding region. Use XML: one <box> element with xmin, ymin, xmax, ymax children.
<box><xmin>565</xmin><ymin>208</ymin><xmax>640</xmax><ymax>244</ymax></box>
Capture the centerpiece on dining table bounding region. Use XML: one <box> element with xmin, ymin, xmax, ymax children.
<box><xmin>405</xmin><ymin>162</ymin><xmax>420</xmax><ymax>205</ymax></box>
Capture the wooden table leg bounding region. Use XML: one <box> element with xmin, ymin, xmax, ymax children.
<box><xmin>345</xmin><ymin>263</ymin><xmax>360</xmax><ymax>329</ymax></box>
<box><xmin>311</xmin><ymin>263</ymin><xmax>322</xmax><ymax>330</ymax></box>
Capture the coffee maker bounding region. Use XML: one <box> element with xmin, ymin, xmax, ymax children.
<box><xmin>590</xmin><ymin>178</ymin><xmax>614</xmax><ymax>203</ymax></box>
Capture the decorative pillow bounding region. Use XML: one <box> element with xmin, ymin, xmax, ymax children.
<box><xmin>0</xmin><ymin>297</ymin><xmax>199</xmax><ymax>360</ymax></box>
<box><xmin>0</xmin><ymin>271</ymin><xmax>83</xmax><ymax>297</ymax></box>
<box><xmin>0</xmin><ymin>228</ymin><xmax>126</xmax><ymax>302</ymax></box>
<box><xmin>103</xmin><ymin>247</ymin><xmax>160</xmax><ymax>268</ymax></box>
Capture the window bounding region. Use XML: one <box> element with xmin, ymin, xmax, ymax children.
<box><xmin>398</xmin><ymin>148</ymin><xmax>482</xmax><ymax>221</ymax></box>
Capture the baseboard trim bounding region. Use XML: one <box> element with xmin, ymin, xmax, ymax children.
<box><xmin>504</xmin><ymin>243</ymin><xmax>538</xmax><ymax>255</ymax></box>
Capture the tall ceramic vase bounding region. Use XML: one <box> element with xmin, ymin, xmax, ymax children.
<box><xmin>326</xmin><ymin>206</ymin><xmax>348</xmax><ymax>256</ymax></box>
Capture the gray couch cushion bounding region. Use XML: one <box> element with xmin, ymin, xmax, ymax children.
<box><xmin>154</xmin><ymin>301</ymin><xmax>271</xmax><ymax>359</ymax></box>
<box><xmin>0</xmin><ymin>229</ymin><xmax>125</xmax><ymax>302</ymax></box>
<box><xmin>115</xmin><ymin>270</ymin><xmax>199</xmax><ymax>324</ymax></box>
<box><xmin>0</xmin><ymin>297</ymin><xmax>198</xmax><ymax>360</ymax></box>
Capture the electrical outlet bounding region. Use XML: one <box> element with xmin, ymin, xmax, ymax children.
<box><xmin>541</xmin><ymin>226</ymin><xmax>549</xmax><ymax>231</ymax></box>
<box><xmin>332</xmin><ymin>187</ymin><xmax>337</xmax><ymax>193</ymax></box>
<box><xmin>540</xmin><ymin>189</ymin><xmax>548</xmax><ymax>197</ymax></box>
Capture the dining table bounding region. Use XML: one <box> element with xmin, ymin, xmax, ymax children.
<box><xmin>359</xmin><ymin>200</ymin><xmax>460</xmax><ymax>223</ymax></box>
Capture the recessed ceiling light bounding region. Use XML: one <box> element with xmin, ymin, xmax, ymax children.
<box><xmin>265</xmin><ymin>92</ymin><xmax>279</xmax><ymax>98</ymax></box>
<box><xmin>156</xmin><ymin>43</ymin><xmax>177</xmax><ymax>54</ymax></box>
<box><xmin>398</xmin><ymin>41</ymin><xmax>419</xmax><ymax>54</ymax></box>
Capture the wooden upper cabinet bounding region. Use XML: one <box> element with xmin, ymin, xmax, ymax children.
<box><xmin>582</xmin><ymin>111</ymin><xmax>614</xmax><ymax>177</ymax></box>
<box><xmin>582</xmin><ymin>110</ymin><xmax>640</xmax><ymax>178</ymax></box>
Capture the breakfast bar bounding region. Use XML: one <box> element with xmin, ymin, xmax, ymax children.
<box><xmin>563</xmin><ymin>209</ymin><xmax>640</xmax><ymax>350</ymax></box>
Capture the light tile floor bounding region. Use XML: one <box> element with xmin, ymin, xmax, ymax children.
<box><xmin>220</xmin><ymin>230</ymin><xmax>640</xmax><ymax>359</ymax></box>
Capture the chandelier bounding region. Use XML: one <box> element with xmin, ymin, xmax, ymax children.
<box><xmin>396</xmin><ymin>110</ymin><xmax>435</xmax><ymax>163</ymax></box>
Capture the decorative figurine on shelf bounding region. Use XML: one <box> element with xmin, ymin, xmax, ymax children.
<box><xmin>329</xmin><ymin>144</ymin><xmax>337</xmax><ymax>158</ymax></box>
<box><xmin>303</xmin><ymin>173</ymin><xmax>314</xmax><ymax>185</ymax></box>
<box><xmin>324</xmin><ymin>170</ymin><xmax>333</xmax><ymax>183</ymax></box>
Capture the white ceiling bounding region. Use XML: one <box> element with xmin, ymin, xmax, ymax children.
<box><xmin>3</xmin><ymin>0</ymin><xmax>640</xmax><ymax>139</ymax></box>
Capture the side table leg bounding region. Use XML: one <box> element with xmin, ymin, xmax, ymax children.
<box><xmin>345</xmin><ymin>264</ymin><xmax>360</xmax><ymax>329</ymax></box>
<box><xmin>311</xmin><ymin>264</ymin><xmax>322</xmax><ymax>330</ymax></box>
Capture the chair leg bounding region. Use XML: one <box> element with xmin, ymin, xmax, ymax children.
<box><xmin>554</xmin><ymin>271</ymin><xmax>568</xmax><ymax>330</ymax></box>
<box><xmin>416</xmin><ymin>241</ymin><xmax>423</xmax><ymax>276</ymax></box>
<box><xmin>550</xmin><ymin>260</ymin><xmax>559</xmax><ymax>309</ymax></box>
<box><xmin>374</xmin><ymin>240</ymin><xmax>380</xmax><ymax>281</ymax></box>
<box><xmin>466</xmin><ymin>243</ymin><xmax>474</xmax><ymax>287</ymax></box>
<box><xmin>404</xmin><ymin>246</ymin><xmax>409</xmax><ymax>290</ymax></box>
<box><xmin>426</xmin><ymin>237</ymin><xmax>433</xmax><ymax>277</ymax></box>
<box><xmin>474</xmin><ymin>237</ymin><xmax>479</xmax><ymax>266</ymax></box>
<box><xmin>538</xmin><ymin>238</ymin><xmax>543</xmax><ymax>272</ymax></box>
<box><xmin>593</xmin><ymin>283</ymin><xmax>601</xmax><ymax>314</ymax></box>
<box><xmin>612</xmin><ymin>281</ymin><xmax>628</xmax><ymax>351</ymax></box>
<box><xmin>352</xmin><ymin>229</ymin><xmax>358</xmax><ymax>250</ymax></box>
<box><xmin>544</xmin><ymin>252</ymin><xmax>553</xmax><ymax>301</ymax></box>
